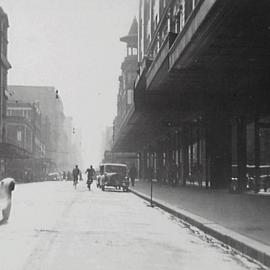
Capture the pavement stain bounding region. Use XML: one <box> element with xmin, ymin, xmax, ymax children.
<box><xmin>35</xmin><ymin>229</ymin><xmax>60</xmax><ymax>234</ymax></box>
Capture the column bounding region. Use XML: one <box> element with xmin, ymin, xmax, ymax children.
<box><xmin>205</xmin><ymin>112</ymin><xmax>232</xmax><ymax>189</ymax></box>
<box><xmin>182</xmin><ymin>124</ymin><xmax>189</xmax><ymax>186</ymax></box>
<box><xmin>237</xmin><ymin>116</ymin><xmax>247</xmax><ymax>192</ymax></box>
<box><xmin>254</xmin><ymin>111</ymin><xmax>260</xmax><ymax>191</ymax></box>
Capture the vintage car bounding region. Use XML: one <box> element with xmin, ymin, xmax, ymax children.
<box><xmin>97</xmin><ymin>163</ymin><xmax>129</xmax><ymax>191</ymax></box>
<box><xmin>46</xmin><ymin>172</ymin><xmax>62</xmax><ymax>181</ymax></box>
<box><xmin>0</xmin><ymin>178</ymin><xmax>15</xmax><ymax>223</ymax></box>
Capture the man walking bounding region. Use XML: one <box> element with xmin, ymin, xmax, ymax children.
<box><xmin>72</xmin><ymin>165</ymin><xmax>80</xmax><ymax>188</ymax></box>
<box><xmin>85</xmin><ymin>165</ymin><xmax>95</xmax><ymax>190</ymax></box>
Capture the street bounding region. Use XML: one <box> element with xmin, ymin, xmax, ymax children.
<box><xmin>0</xmin><ymin>181</ymin><xmax>265</xmax><ymax>270</ymax></box>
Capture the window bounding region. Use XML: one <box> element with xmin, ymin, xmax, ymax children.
<box><xmin>127</xmin><ymin>89</ymin><xmax>133</xmax><ymax>105</ymax></box>
<box><xmin>133</xmin><ymin>48</ymin><xmax>138</xmax><ymax>55</ymax></box>
<box><xmin>17</xmin><ymin>131</ymin><xmax>22</xmax><ymax>142</ymax></box>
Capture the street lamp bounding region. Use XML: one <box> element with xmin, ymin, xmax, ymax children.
<box><xmin>149</xmin><ymin>153</ymin><xmax>155</xmax><ymax>208</ymax></box>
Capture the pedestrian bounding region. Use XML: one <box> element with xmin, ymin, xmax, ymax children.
<box><xmin>85</xmin><ymin>165</ymin><xmax>95</xmax><ymax>190</ymax></box>
<box><xmin>129</xmin><ymin>164</ymin><xmax>137</xmax><ymax>187</ymax></box>
<box><xmin>72</xmin><ymin>165</ymin><xmax>80</xmax><ymax>188</ymax></box>
<box><xmin>171</xmin><ymin>162</ymin><xmax>178</xmax><ymax>186</ymax></box>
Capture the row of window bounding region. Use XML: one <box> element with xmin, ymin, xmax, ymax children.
<box><xmin>7</xmin><ymin>108</ymin><xmax>32</xmax><ymax>119</ymax></box>
<box><xmin>142</xmin><ymin>0</ymin><xmax>200</xmax><ymax>59</ymax></box>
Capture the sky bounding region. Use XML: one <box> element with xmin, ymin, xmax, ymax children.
<box><xmin>0</xmin><ymin>0</ymin><xmax>139</xmax><ymax>167</ymax></box>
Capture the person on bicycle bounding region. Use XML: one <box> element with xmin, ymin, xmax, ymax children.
<box><xmin>85</xmin><ymin>165</ymin><xmax>95</xmax><ymax>190</ymax></box>
<box><xmin>72</xmin><ymin>165</ymin><xmax>80</xmax><ymax>188</ymax></box>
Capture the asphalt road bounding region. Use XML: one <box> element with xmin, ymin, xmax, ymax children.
<box><xmin>0</xmin><ymin>181</ymin><xmax>266</xmax><ymax>270</ymax></box>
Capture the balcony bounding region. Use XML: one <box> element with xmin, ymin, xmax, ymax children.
<box><xmin>141</xmin><ymin>0</ymin><xmax>245</xmax><ymax>93</ymax></box>
<box><xmin>146</xmin><ymin>32</ymin><xmax>177</xmax><ymax>90</ymax></box>
<box><xmin>139</xmin><ymin>0</ymin><xmax>214</xmax><ymax>91</ymax></box>
<box><xmin>169</xmin><ymin>0</ymin><xmax>220</xmax><ymax>70</ymax></box>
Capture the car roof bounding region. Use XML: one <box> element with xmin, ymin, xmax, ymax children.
<box><xmin>99</xmin><ymin>163</ymin><xmax>127</xmax><ymax>167</ymax></box>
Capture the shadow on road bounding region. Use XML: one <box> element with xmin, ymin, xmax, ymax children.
<box><xmin>101</xmin><ymin>188</ymin><xmax>130</xmax><ymax>193</ymax></box>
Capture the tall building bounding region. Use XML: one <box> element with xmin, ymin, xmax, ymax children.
<box><xmin>0</xmin><ymin>7</ymin><xmax>31</xmax><ymax>179</ymax></box>
<box><xmin>8</xmin><ymin>85</ymin><xmax>75</xmax><ymax>171</ymax></box>
<box><xmin>6</xmin><ymin>101</ymin><xmax>44</xmax><ymax>156</ymax></box>
<box><xmin>5</xmin><ymin>100</ymin><xmax>48</xmax><ymax>181</ymax></box>
<box><xmin>112</xmin><ymin>0</ymin><xmax>270</xmax><ymax>191</ymax></box>
<box><xmin>106</xmin><ymin>19</ymin><xmax>138</xmax><ymax>168</ymax></box>
<box><xmin>0</xmin><ymin>7</ymin><xmax>11</xmax><ymax>143</ymax></box>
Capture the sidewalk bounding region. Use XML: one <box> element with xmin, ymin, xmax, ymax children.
<box><xmin>130</xmin><ymin>180</ymin><xmax>270</xmax><ymax>267</ymax></box>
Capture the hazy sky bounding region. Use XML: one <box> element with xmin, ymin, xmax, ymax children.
<box><xmin>0</xmin><ymin>0</ymin><xmax>138</xmax><ymax>167</ymax></box>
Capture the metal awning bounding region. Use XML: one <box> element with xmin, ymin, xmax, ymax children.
<box><xmin>0</xmin><ymin>143</ymin><xmax>31</xmax><ymax>159</ymax></box>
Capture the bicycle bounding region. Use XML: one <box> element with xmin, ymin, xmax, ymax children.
<box><xmin>73</xmin><ymin>178</ymin><xmax>78</xmax><ymax>189</ymax></box>
<box><xmin>87</xmin><ymin>177</ymin><xmax>93</xmax><ymax>191</ymax></box>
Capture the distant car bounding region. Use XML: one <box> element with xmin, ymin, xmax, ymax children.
<box><xmin>0</xmin><ymin>178</ymin><xmax>15</xmax><ymax>222</ymax></box>
<box><xmin>46</xmin><ymin>172</ymin><xmax>61</xmax><ymax>181</ymax></box>
<box><xmin>97</xmin><ymin>163</ymin><xmax>129</xmax><ymax>192</ymax></box>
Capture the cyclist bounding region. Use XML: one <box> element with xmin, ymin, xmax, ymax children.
<box><xmin>72</xmin><ymin>165</ymin><xmax>80</xmax><ymax>189</ymax></box>
<box><xmin>85</xmin><ymin>165</ymin><xmax>95</xmax><ymax>190</ymax></box>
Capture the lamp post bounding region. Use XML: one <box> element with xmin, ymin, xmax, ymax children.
<box><xmin>149</xmin><ymin>152</ymin><xmax>155</xmax><ymax>207</ymax></box>
<box><xmin>150</xmin><ymin>175</ymin><xmax>154</xmax><ymax>207</ymax></box>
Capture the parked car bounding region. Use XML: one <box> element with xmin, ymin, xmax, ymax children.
<box><xmin>0</xmin><ymin>178</ymin><xmax>15</xmax><ymax>222</ymax></box>
<box><xmin>97</xmin><ymin>163</ymin><xmax>129</xmax><ymax>191</ymax></box>
<box><xmin>230</xmin><ymin>164</ymin><xmax>270</xmax><ymax>193</ymax></box>
<box><xmin>46</xmin><ymin>172</ymin><xmax>61</xmax><ymax>181</ymax></box>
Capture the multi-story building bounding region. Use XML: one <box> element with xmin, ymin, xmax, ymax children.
<box><xmin>113</xmin><ymin>0</ymin><xmax>270</xmax><ymax>191</ymax></box>
<box><xmin>5</xmin><ymin>101</ymin><xmax>47</xmax><ymax>181</ymax></box>
<box><xmin>0</xmin><ymin>7</ymin><xmax>10</xmax><ymax>143</ymax></box>
<box><xmin>6</xmin><ymin>101</ymin><xmax>44</xmax><ymax>155</ymax></box>
<box><xmin>8</xmin><ymin>85</ymin><xmax>76</xmax><ymax>172</ymax></box>
<box><xmin>0</xmin><ymin>8</ymin><xmax>31</xmax><ymax>178</ymax></box>
<box><xmin>108</xmin><ymin>18</ymin><xmax>138</xmax><ymax>169</ymax></box>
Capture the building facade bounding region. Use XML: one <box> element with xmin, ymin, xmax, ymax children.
<box><xmin>0</xmin><ymin>8</ymin><xmax>31</xmax><ymax>179</ymax></box>
<box><xmin>108</xmin><ymin>19</ymin><xmax>138</xmax><ymax>169</ymax></box>
<box><xmin>5</xmin><ymin>101</ymin><xmax>48</xmax><ymax>181</ymax></box>
<box><xmin>8</xmin><ymin>85</ymin><xmax>76</xmax><ymax>172</ymax></box>
<box><xmin>0</xmin><ymin>7</ymin><xmax>11</xmax><ymax>143</ymax></box>
<box><xmin>113</xmin><ymin>0</ymin><xmax>270</xmax><ymax>191</ymax></box>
